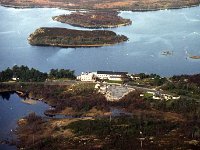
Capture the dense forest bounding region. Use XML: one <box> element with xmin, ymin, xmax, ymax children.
<box><xmin>28</xmin><ymin>27</ymin><xmax>128</xmax><ymax>47</ymax></box>
<box><xmin>0</xmin><ymin>65</ymin><xmax>76</xmax><ymax>82</ymax></box>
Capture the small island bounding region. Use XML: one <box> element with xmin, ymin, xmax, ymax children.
<box><xmin>52</xmin><ymin>11</ymin><xmax>132</xmax><ymax>28</ymax></box>
<box><xmin>28</xmin><ymin>27</ymin><xmax>128</xmax><ymax>47</ymax></box>
<box><xmin>189</xmin><ymin>55</ymin><xmax>200</xmax><ymax>59</ymax></box>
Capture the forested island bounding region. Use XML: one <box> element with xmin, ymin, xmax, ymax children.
<box><xmin>28</xmin><ymin>27</ymin><xmax>128</xmax><ymax>47</ymax></box>
<box><xmin>53</xmin><ymin>11</ymin><xmax>132</xmax><ymax>28</ymax></box>
<box><xmin>0</xmin><ymin>0</ymin><xmax>200</xmax><ymax>11</ymax></box>
<box><xmin>0</xmin><ymin>66</ymin><xmax>200</xmax><ymax>149</ymax></box>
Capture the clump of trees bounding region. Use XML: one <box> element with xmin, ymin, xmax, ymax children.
<box><xmin>172</xmin><ymin>74</ymin><xmax>200</xmax><ymax>86</ymax></box>
<box><xmin>49</xmin><ymin>69</ymin><xmax>75</xmax><ymax>79</ymax></box>
<box><xmin>0</xmin><ymin>65</ymin><xmax>76</xmax><ymax>82</ymax></box>
<box><xmin>130</xmin><ymin>73</ymin><xmax>167</xmax><ymax>86</ymax></box>
<box><xmin>162</xmin><ymin>77</ymin><xmax>200</xmax><ymax>99</ymax></box>
<box><xmin>0</xmin><ymin>65</ymin><xmax>47</xmax><ymax>82</ymax></box>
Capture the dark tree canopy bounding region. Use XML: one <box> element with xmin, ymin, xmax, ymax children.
<box><xmin>49</xmin><ymin>69</ymin><xmax>76</xmax><ymax>79</ymax></box>
<box><xmin>0</xmin><ymin>65</ymin><xmax>76</xmax><ymax>82</ymax></box>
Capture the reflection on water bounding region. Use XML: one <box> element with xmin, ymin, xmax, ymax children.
<box><xmin>0</xmin><ymin>92</ymin><xmax>13</xmax><ymax>100</ymax></box>
<box><xmin>0</xmin><ymin>92</ymin><xmax>49</xmax><ymax>149</ymax></box>
<box><xmin>0</xmin><ymin>6</ymin><xmax>199</xmax><ymax>76</ymax></box>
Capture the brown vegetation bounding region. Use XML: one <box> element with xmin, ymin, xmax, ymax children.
<box><xmin>16</xmin><ymin>112</ymin><xmax>200</xmax><ymax>149</ymax></box>
<box><xmin>53</xmin><ymin>11</ymin><xmax>132</xmax><ymax>28</ymax></box>
<box><xmin>190</xmin><ymin>55</ymin><xmax>200</xmax><ymax>59</ymax></box>
<box><xmin>0</xmin><ymin>0</ymin><xmax>200</xmax><ymax>11</ymax></box>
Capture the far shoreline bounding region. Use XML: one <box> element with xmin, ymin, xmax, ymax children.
<box><xmin>0</xmin><ymin>3</ymin><xmax>200</xmax><ymax>12</ymax></box>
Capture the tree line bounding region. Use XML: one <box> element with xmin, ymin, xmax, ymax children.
<box><xmin>0</xmin><ymin>65</ymin><xmax>76</xmax><ymax>82</ymax></box>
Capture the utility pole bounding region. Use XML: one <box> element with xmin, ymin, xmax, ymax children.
<box><xmin>33</xmin><ymin>134</ymin><xmax>35</xmax><ymax>145</ymax></box>
<box><xmin>139</xmin><ymin>131</ymin><xmax>145</xmax><ymax>149</ymax></box>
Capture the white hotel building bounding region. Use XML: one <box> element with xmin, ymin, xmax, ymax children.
<box><xmin>77</xmin><ymin>71</ymin><xmax>128</xmax><ymax>82</ymax></box>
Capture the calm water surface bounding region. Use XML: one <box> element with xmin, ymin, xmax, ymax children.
<box><xmin>0</xmin><ymin>6</ymin><xmax>200</xmax><ymax>76</ymax></box>
<box><xmin>0</xmin><ymin>93</ymin><xmax>49</xmax><ymax>150</ymax></box>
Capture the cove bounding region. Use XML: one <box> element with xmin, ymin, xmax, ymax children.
<box><xmin>0</xmin><ymin>92</ymin><xmax>49</xmax><ymax>149</ymax></box>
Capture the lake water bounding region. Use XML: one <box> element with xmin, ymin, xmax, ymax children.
<box><xmin>0</xmin><ymin>6</ymin><xmax>200</xmax><ymax>76</ymax></box>
<box><xmin>0</xmin><ymin>92</ymin><xmax>49</xmax><ymax>150</ymax></box>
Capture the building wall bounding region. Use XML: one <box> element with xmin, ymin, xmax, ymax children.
<box><xmin>77</xmin><ymin>72</ymin><xmax>95</xmax><ymax>82</ymax></box>
<box><xmin>78</xmin><ymin>71</ymin><xmax>127</xmax><ymax>82</ymax></box>
<box><xmin>94</xmin><ymin>73</ymin><xmax>123</xmax><ymax>81</ymax></box>
<box><xmin>108</xmin><ymin>76</ymin><xmax>123</xmax><ymax>81</ymax></box>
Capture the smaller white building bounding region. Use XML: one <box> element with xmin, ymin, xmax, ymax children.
<box><xmin>161</xmin><ymin>94</ymin><xmax>180</xmax><ymax>101</ymax></box>
<box><xmin>172</xmin><ymin>96</ymin><xmax>181</xmax><ymax>100</ymax></box>
<box><xmin>108</xmin><ymin>76</ymin><xmax>123</xmax><ymax>81</ymax></box>
<box><xmin>76</xmin><ymin>72</ymin><xmax>96</xmax><ymax>82</ymax></box>
<box><xmin>12</xmin><ymin>77</ymin><xmax>19</xmax><ymax>81</ymax></box>
<box><xmin>153</xmin><ymin>95</ymin><xmax>161</xmax><ymax>100</ymax></box>
<box><xmin>147</xmin><ymin>91</ymin><xmax>156</xmax><ymax>95</ymax></box>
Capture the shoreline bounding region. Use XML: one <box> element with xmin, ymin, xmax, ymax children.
<box><xmin>29</xmin><ymin>42</ymin><xmax>125</xmax><ymax>48</ymax></box>
<box><xmin>0</xmin><ymin>3</ymin><xmax>200</xmax><ymax>12</ymax></box>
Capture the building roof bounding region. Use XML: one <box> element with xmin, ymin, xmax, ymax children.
<box><xmin>97</xmin><ymin>71</ymin><xmax>128</xmax><ymax>75</ymax></box>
